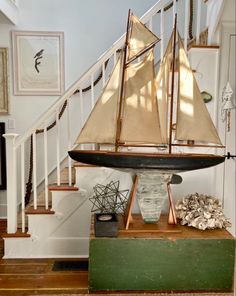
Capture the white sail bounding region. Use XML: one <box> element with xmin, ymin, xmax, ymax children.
<box><xmin>176</xmin><ymin>34</ymin><xmax>222</xmax><ymax>145</ymax></box>
<box><xmin>120</xmin><ymin>49</ymin><xmax>163</xmax><ymax>144</ymax></box>
<box><xmin>128</xmin><ymin>14</ymin><xmax>160</xmax><ymax>62</ymax></box>
<box><xmin>155</xmin><ymin>33</ymin><xmax>173</xmax><ymax>144</ymax></box>
<box><xmin>76</xmin><ymin>54</ymin><xmax>122</xmax><ymax>144</ymax></box>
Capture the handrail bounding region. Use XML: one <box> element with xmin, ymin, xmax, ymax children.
<box><xmin>14</xmin><ymin>0</ymin><xmax>171</xmax><ymax>149</ymax></box>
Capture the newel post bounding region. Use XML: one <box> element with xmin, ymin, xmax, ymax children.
<box><xmin>3</xmin><ymin>133</ymin><xmax>19</xmax><ymax>233</ymax></box>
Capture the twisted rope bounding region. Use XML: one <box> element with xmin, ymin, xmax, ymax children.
<box><xmin>189</xmin><ymin>0</ymin><xmax>194</xmax><ymax>40</ymax></box>
<box><xmin>157</xmin><ymin>0</ymin><xmax>177</xmax><ymax>13</ymax></box>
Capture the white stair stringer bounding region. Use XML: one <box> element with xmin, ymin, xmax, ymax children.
<box><xmin>4</xmin><ymin>166</ymin><xmax>133</xmax><ymax>258</ymax></box>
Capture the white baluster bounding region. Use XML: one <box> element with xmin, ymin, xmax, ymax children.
<box><xmin>91</xmin><ymin>74</ymin><xmax>95</xmax><ymax>107</ymax></box>
<box><xmin>56</xmin><ymin>109</ymin><xmax>60</xmax><ymax>186</ymax></box>
<box><xmin>160</xmin><ymin>7</ymin><xmax>164</xmax><ymax>61</ymax></box>
<box><xmin>79</xmin><ymin>89</ymin><xmax>84</xmax><ymax>126</ymax></box>
<box><xmin>3</xmin><ymin>134</ymin><xmax>18</xmax><ymax>233</ymax></box>
<box><xmin>184</xmin><ymin>0</ymin><xmax>190</xmax><ymax>51</ymax></box>
<box><xmin>102</xmin><ymin>62</ymin><xmax>106</xmax><ymax>88</ymax></box>
<box><xmin>90</xmin><ymin>74</ymin><xmax>96</xmax><ymax>150</ymax></box>
<box><xmin>196</xmin><ymin>0</ymin><xmax>202</xmax><ymax>45</ymax></box>
<box><xmin>173</xmin><ymin>0</ymin><xmax>176</xmax><ymax>26</ymax></box>
<box><xmin>21</xmin><ymin>142</ymin><xmax>25</xmax><ymax>232</ymax></box>
<box><xmin>113</xmin><ymin>51</ymin><xmax>117</xmax><ymax>65</ymax></box>
<box><xmin>79</xmin><ymin>89</ymin><xmax>84</xmax><ymax>150</ymax></box>
<box><xmin>44</xmin><ymin>125</ymin><xmax>49</xmax><ymax>209</ymax></box>
<box><xmin>67</xmin><ymin>99</ymin><xmax>72</xmax><ymax>186</ymax></box>
<box><xmin>149</xmin><ymin>17</ymin><xmax>153</xmax><ymax>31</ymax></box>
<box><xmin>32</xmin><ymin>131</ymin><xmax>37</xmax><ymax>209</ymax></box>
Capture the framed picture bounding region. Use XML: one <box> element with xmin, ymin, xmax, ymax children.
<box><xmin>12</xmin><ymin>31</ymin><xmax>64</xmax><ymax>95</ymax></box>
<box><xmin>0</xmin><ymin>123</ymin><xmax>6</xmax><ymax>190</ymax></box>
<box><xmin>0</xmin><ymin>48</ymin><xmax>9</xmax><ymax>114</ymax></box>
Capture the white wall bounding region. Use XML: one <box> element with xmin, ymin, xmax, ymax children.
<box><xmin>0</xmin><ymin>0</ymin><xmax>158</xmax><ymax>217</ymax></box>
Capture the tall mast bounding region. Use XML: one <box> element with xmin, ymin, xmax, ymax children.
<box><xmin>115</xmin><ymin>9</ymin><xmax>131</xmax><ymax>152</ymax></box>
<box><xmin>168</xmin><ymin>14</ymin><xmax>177</xmax><ymax>154</ymax></box>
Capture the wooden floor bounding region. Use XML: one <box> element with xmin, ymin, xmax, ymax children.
<box><xmin>0</xmin><ymin>258</ymin><xmax>89</xmax><ymax>295</ymax></box>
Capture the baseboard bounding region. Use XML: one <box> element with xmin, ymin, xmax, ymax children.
<box><xmin>3</xmin><ymin>237</ymin><xmax>89</xmax><ymax>258</ymax></box>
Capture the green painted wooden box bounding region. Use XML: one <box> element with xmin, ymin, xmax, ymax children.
<box><xmin>89</xmin><ymin>215</ymin><xmax>235</xmax><ymax>292</ymax></box>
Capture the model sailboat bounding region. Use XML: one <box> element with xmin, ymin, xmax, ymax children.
<box><xmin>69</xmin><ymin>12</ymin><xmax>225</xmax><ymax>172</ymax></box>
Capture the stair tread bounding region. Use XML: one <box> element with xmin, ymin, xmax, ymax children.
<box><xmin>48</xmin><ymin>185</ymin><xmax>79</xmax><ymax>191</ymax></box>
<box><xmin>25</xmin><ymin>206</ymin><xmax>55</xmax><ymax>215</ymax></box>
<box><xmin>2</xmin><ymin>231</ymin><xmax>31</xmax><ymax>238</ymax></box>
<box><xmin>189</xmin><ymin>45</ymin><xmax>220</xmax><ymax>49</ymax></box>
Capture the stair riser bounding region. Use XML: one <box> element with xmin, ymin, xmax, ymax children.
<box><xmin>28</xmin><ymin>215</ymin><xmax>60</xmax><ymax>237</ymax></box>
<box><xmin>51</xmin><ymin>191</ymin><xmax>85</xmax><ymax>211</ymax></box>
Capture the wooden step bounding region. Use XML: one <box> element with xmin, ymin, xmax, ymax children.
<box><xmin>1</xmin><ymin>231</ymin><xmax>30</xmax><ymax>238</ymax></box>
<box><xmin>48</xmin><ymin>185</ymin><xmax>79</xmax><ymax>191</ymax></box>
<box><xmin>190</xmin><ymin>45</ymin><xmax>220</xmax><ymax>49</ymax></box>
<box><xmin>25</xmin><ymin>206</ymin><xmax>55</xmax><ymax>215</ymax></box>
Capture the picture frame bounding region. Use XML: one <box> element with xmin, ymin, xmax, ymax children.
<box><xmin>0</xmin><ymin>122</ymin><xmax>6</xmax><ymax>190</ymax></box>
<box><xmin>0</xmin><ymin>48</ymin><xmax>9</xmax><ymax>114</ymax></box>
<box><xmin>12</xmin><ymin>31</ymin><xmax>64</xmax><ymax>96</ymax></box>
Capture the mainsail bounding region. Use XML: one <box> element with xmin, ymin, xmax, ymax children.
<box><xmin>120</xmin><ymin>49</ymin><xmax>163</xmax><ymax>144</ymax></box>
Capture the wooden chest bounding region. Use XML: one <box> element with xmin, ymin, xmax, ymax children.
<box><xmin>89</xmin><ymin>215</ymin><xmax>235</xmax><ymax>292</ymax></box>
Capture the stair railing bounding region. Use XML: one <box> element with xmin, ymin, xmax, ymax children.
<box><xmin>3</xmin><ymin>0</ymin><xmax>208</xmax><ymax>234</ymax></box>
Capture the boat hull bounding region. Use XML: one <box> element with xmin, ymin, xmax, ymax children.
<box><xmin>68</xmin><ymin>150</ymin><xmax>225</xmax><ymax>172</ymax></box>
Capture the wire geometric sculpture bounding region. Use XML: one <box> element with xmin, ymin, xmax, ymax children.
<box><xmin>89</xmin><ymin>180</ymin><xmax>130</xmax><ymax>214</ymax></box>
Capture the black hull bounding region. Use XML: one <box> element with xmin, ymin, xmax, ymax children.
<box><xmin>68</xmin><ymin>150</ymin><xmax>225</xmax><ymax>172</ymax></box>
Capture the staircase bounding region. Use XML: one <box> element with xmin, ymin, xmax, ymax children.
<box><xmin>2</xmin><ymin>0</ymin><xmax>223</xmax><ymax>258</ymax></box>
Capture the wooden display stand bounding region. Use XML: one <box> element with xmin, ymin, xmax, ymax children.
<box><xmin>124</xmin><ymin>175</ymin><xmax>178</xmax><ymax>230</ymax></box>
<box><xmin>89</xmin><ymin>215</ymin><xmax>235</xmax><ymax>292</ymax></box>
